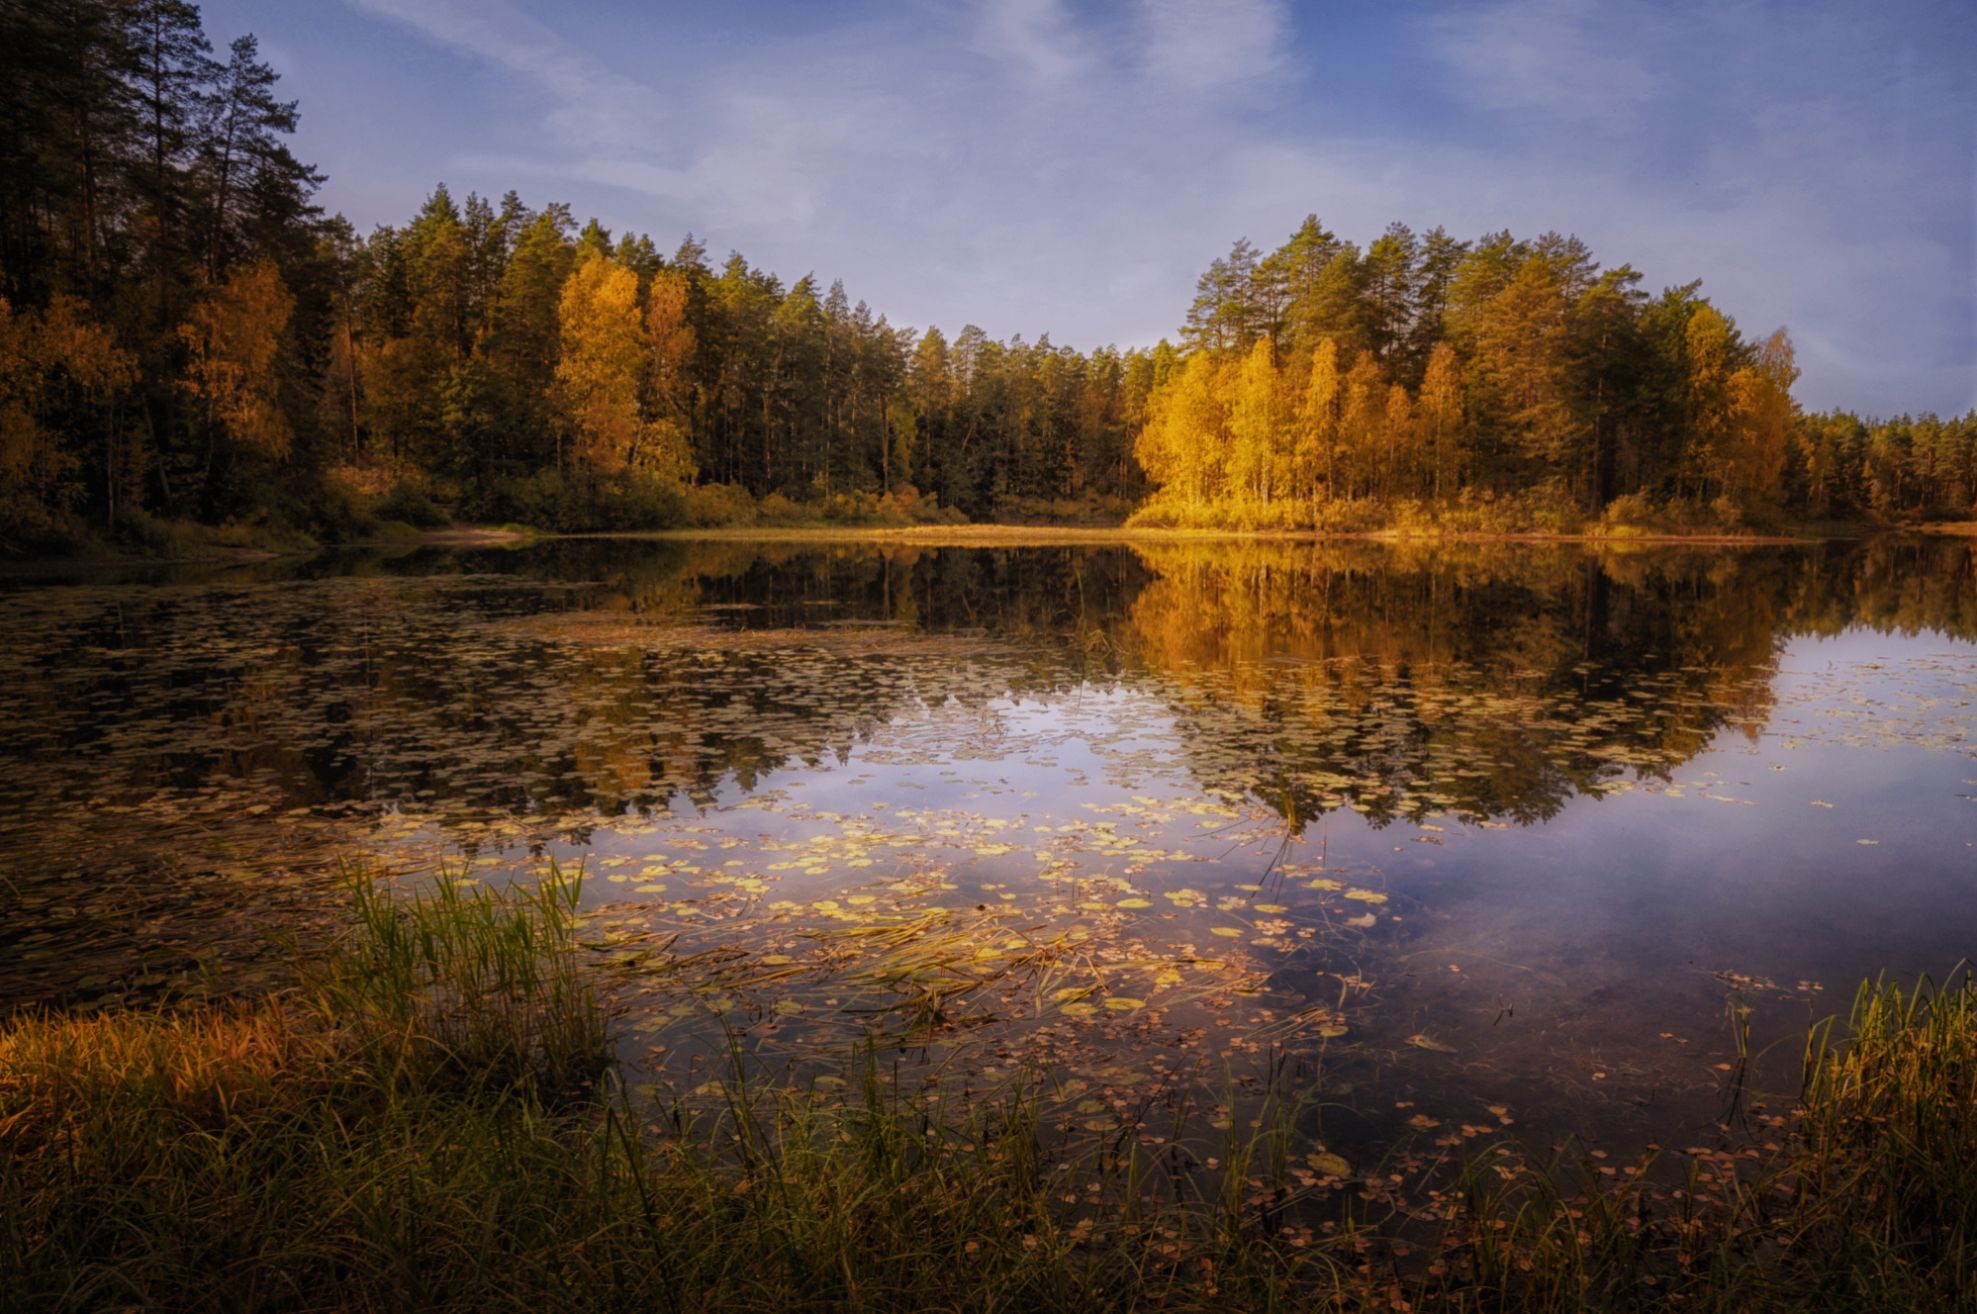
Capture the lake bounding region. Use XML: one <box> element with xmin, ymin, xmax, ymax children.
<box><xmin>3</xmin><ymin>534</ymin><xmax>1973</xmax><ymax>1169</ymax></box>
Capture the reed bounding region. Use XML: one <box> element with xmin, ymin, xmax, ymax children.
<box><xmin>3</xmin><ymin>869</ymin><xmax>1970</xmax><ymax>1312</ymax></box>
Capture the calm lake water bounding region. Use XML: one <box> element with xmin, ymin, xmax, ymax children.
<box><xmin>3</xmin><ymin>535</ymin><xmax>1973</xmax><ymax>1161</ymax></box>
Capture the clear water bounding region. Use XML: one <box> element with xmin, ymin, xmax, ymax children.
<box><xmin>3</xmin><ymin>535</ymin><xmax>1972</xmax><ymax>1159</ymax></box>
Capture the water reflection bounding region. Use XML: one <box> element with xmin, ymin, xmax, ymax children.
<box><xmin>1</xmin><ymin>536</ymin><xmax>1972</xmax><ymax>1155</ymax></box>
<box><xmin>9</xmin><ymin>536</ymin><xmax>1967</xmax><ymax>834</ymax></box>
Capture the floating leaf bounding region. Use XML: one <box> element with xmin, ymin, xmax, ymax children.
<box><xmin>1307</xmin><ymin>1151</ymin><xmax>1350</xmax><ymax>1177</ymax></box>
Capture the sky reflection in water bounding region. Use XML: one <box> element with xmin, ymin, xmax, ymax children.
<box><xmin>2</xmin><ymin>537</ymin><xmax>1972</xmax><ymax>1156</ymax></box>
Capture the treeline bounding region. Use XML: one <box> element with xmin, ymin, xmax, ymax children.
<box><xmin>1133</xmin><ymin>219</ymin><xmax>1977</xmax><ymax>530</ymax></box>
<box><xmin>1794</xmin><ymin>411</ymin><xmax>1977</xmax><ymax>520</ymax></box>
<box><xmin>1</xmin><ymin>1</ymin><xmax>1970</xmax><ymax>554</ymax></box>
<box><xmin>324</xmin><ymin>189</ymin><xmax>1151</xmax><ymax>526</ymax></box>
<box><xmin>0</xmin><ymin>0</ymin><xmax>1150</xmax><ymax>553</ymax></box>
<box><xmin>1</xmin><ymin>0</ymin><xmax>329</xmax><ymax>550</ymax></box>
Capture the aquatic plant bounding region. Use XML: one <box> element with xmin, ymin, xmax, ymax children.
<box><xmin>4</xmin><ymin>868</ymin><xmax>1971</xmax><ymax>1311</ymax></box>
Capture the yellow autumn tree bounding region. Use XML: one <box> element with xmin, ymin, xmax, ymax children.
<box><xmin>1721</xmin><ymin>329</ymin><xmax>1797</xmax><ymax>513</ymax></box>
<box><xmin>1296</xmin><ymin>337</ymin><xmax>1341</xmax><ymax>498</ymax></box>
<box><xmin>558</xmin><ymin>251</ymin><xmax>693</xmax><ymax>481</ymax></box>
<box><xmin>1683</xmin><ymin>303</ymin><xmax>1734</xmax><ymax>499</ymax></box>
<box><xmin>1134</xmin><ymin>351</ymin><xmax>1228</xmax><ymax>509</ymax></box>
<box><xmin>179</xmin><ymin>260</ymin><xmax>295</xmax><ymax>461</ymax></box>
<box><xmin>1228</xmin><ymin>338</ymin><xmax>1286</xmax><ymax>504</ymax></box>
<box><xmin>1382</xmin><ymin>384</ymin><xmax>1415</xmax><ymax>498</ymax></box>
<box><xmin>643</xmin><ymin>268</ymin><xmax>696</xmax><ymax>479</ymax></box>
<box><xmin>1418</xmin><ymin>341</ymin><xmax>1463</xmax><ymax>500</ymax></box>
<box><xmin>1337</xmin><ymin>353</ymin><xmax>1384</xmax><ymax>500</ymax></box>
<box><xmin>556</xmin><ymin>251</ymin><xmax>643</xmax><ymax>473</ymax></box>
<box><xmin>2</xmin><ymin>296</ymin><xmax>127</xmax><ymax>529</ymax></box>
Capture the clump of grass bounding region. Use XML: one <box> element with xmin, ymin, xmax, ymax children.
<box><xmin>0</xmin><ymin>862</ymin><xmax>638</xmax><ymax>1311</ymax></box>
<box><xmin>0</xmin><ymin>865</ymin><xmax>1331</xmax><ymax>1311</ymax></box>
<box><xmin>1785</xmin><ymin>971</ymin><xmax>1977</xmax><ymax>1310</ymax></box>
<box><xmin>320</xmin><ymin>861</ymin><xmax>608</xmax><ymax>1100</ymax></box>
<box><xmin>2</xmin><ymin>868</ymin><xmax>1971</xmax><ymax>1313</ymax></box>
<box><xmin>637</xmin><ymin>1054</ymin><xmax>1332</xmax><ymax>1312</ymax></box>
<box><xmin>1410</xmin><ymin>972</ymin><xmax>1977</xmax><ymax>1313</ymax></box>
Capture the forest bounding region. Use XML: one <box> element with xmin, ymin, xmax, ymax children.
<box><xmin>1135</xmin><ymin>224</ymin><xmax>1975</xmax><ymax>532</ymax></box>
<box><xmin>3</xmin><ymin>0</ymin><xmax>1973</xmax><ymax>555</ymax></box>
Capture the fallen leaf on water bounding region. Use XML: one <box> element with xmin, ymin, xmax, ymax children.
<box><xmin>1307</xmin><ymin>1151</ymin><xmax>1350</xmax><ymax>1177</ymax></box>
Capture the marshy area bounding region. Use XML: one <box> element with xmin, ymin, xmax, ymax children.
<box><xmin>4</xmin><ymin>866</ymin><xmax>1971</xmax><ymax>1312</ymax></box>
<box><xmin>3</xmin><ymin>535</ymin><xmax>1974</xmax><ymax>1311</ymax></box>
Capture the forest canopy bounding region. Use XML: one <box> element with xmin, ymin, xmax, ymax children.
<box><xmin>1</xmin><ymin>0</ymin><xmax>1971</xmax><ymax>553</ymax></box>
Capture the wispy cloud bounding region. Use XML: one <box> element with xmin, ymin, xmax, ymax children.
<box><xmin>347</xmin><ymin>0</ymin><xmax>659</xmax><ymax>144</ymax></box>
<box><xmin>969</xmin><ymin>0</ymin><xmax>1093</xmax><ymax>87</ymax></box>
<box><xmin>1415</xmin><ymin>0</ymin><xmax>1974</xmax><ymax>411</ymax></box>
<box><xmin>1422</xmin><ymin>0</ymin><xmax>1664</xmax><ymax>127</ymax></box>
<box><xmin>324</xmin><ymin>0</ymin><xmax>1974</xmax><ymax>414</ymax></box>
<box><xmin>1138</xmin><ymin>0</ymin><xmax>1291</xmax><ymax>96</ymax></box>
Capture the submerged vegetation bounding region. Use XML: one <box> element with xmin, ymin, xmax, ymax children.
<box><xmin>2</xmin><ymin>868</ymin><xmax>1971</xmax><ymax>1312</ymax></box>
<box><xmin>3</xmin><ymin>1</ymin><xmax>1973</xmax><ymax>556</ymax></box>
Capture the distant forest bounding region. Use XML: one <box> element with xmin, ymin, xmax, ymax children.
<box><xmin>2</xmin><ymin>0</ymin><xmax>1972</xmax><ymax>552</ymax></box>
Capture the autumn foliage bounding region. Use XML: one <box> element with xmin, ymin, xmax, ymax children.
<box><xmin>0</xmin><ymin>2</ymin><xmax>1970</xmax><ymax>549</ymax></box>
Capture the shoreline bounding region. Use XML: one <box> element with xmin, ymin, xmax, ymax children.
<box><xmin>6</xmin><ymin>517</ymin><xmax>1951</xmax><ymax>570</ymax></box>
<box><xmin>597</xmin><ymin>523</ymin><xmax>1826</xmax><ymax>547</ymax></box>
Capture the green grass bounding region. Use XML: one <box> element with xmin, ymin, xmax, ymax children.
<box><xmin>3</xmin><ymin>869</ymin><xmax>1971</xmax><ymax>1312</ymax></box>
<box><xmin>1786</xmin><ymin>974</ymin><xmax>1977</xmax><ymax>1308</ymax></box>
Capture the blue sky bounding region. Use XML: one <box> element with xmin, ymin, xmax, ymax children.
<box><xmin>203</xmin><ymin>0</ymin><xmax>1974</xmax><ymax>415</ymax></box>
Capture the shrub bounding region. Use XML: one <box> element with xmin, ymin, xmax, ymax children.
<box><xmin>813</xmin><ymin>485</ymin><xmax>962</xmax><ymax>526</ymax></box>
<box><xmin>682</xmin><ymin>481</ymin><xmax>758</xmax><ymax>528</ymax></box>
<box><xmin>756</xmin><ymin>490</ymin><xmax>806</xmax><ymax>523</ymax></box>
<box><xmin>469</xmin><ymin>469</ymin><xmax>687</xmax><ymax>533</ymax></box>
<box><xmin>1709</xmin><ymin>493</ymin><xmax>1747</xmax><ymax>530</ymax></box>
<box><xmin>371</xmin><ymin>480</ymin><xmax>448</xmax><ymax>530</ymax></box>
<box><xmin>996</xmin><ymin>494</ymin><xmax>1127</xmax><ymax>526</ymax></box>
<box><xmin>1597</xmin><ymin>491</ymin><xmax>1659</xmax><ymax>534</ymax></box>
<box><xmin>305</xmin><ymin>478</ymin><xmax>379</xmax><ymax>543</ymax></box>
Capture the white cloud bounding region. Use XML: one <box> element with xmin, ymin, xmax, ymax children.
<box><xmin>969</xmin><ymin>0</ymin><xmax>1092</xmax><ymax>87</ymax></box>
<box><xmin>1139</xmin><ymin>0</ymin><xmax>1291</xmax><ymax>96</ymax></box>
<box><xmin>346</xmin><ymin>0</ymin><xmax>660</xmax><ymax>144</ymax></box>
<box><xmin>330</xmin><ymin>0</ymin><xmax>1974</xmax><ymax>414</ymax></box>
<box><xmin>1414</xmin><ymin>0</ymin><xmax>1973</xmax><ymax>412</ymax></box>
<box><xmin>1421</xmin><ymin>0</ymin><xmax>1664</xmax><ymax>127</ymax></box>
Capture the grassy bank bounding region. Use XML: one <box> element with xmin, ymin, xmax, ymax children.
<box><xmin>3</xmin><ymin>868</ymin><xmax>1971</xmax><ymax>1312</ymax></box>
